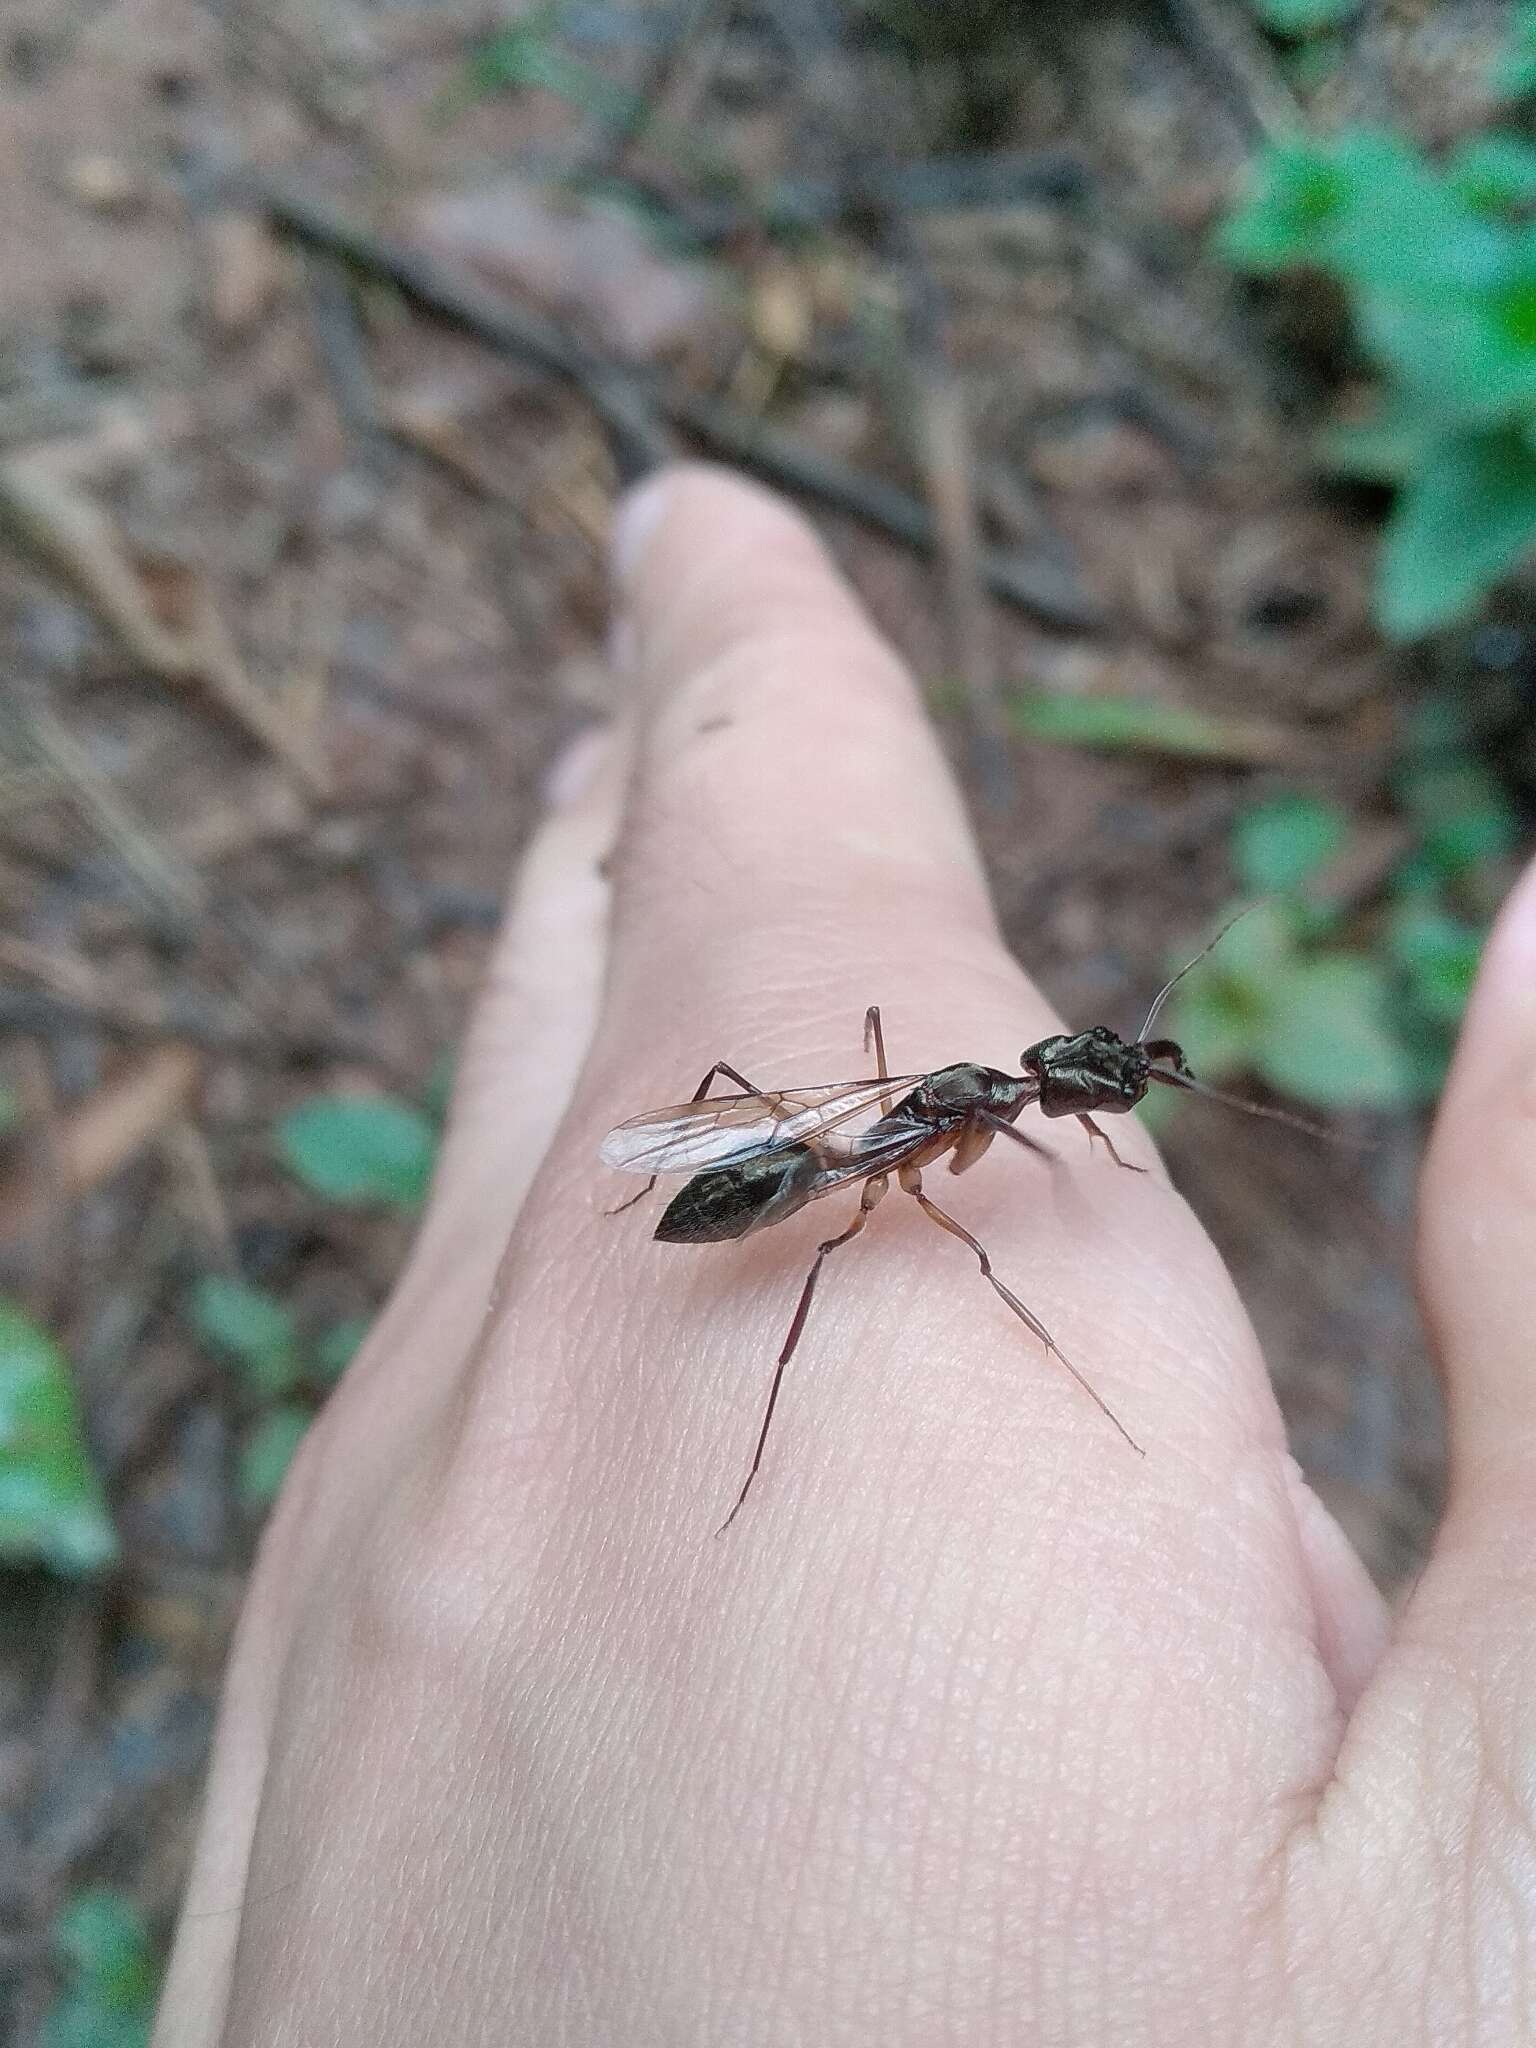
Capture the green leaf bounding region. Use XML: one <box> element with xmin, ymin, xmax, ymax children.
<box><xmin>0</xmin><ymin>1080</ymin><xmax>20</xmax><ymax>1137</ymax></box>
<box><xmin>1195</xmin><ymin>897</ymin><xmax>1301</xmax><ymax>986</ymax></box>
<box><xmin>43</xmin><ymin>1888</ymin><xmax>158</xmax><ymax>2048</ymax></box>
<box><xmin>1377</xmin><ymin>429</ymin><xmax>1536</xmax><ymax>638</ymax></box>
<box><xmin>54</xmin><ymin>1891</ymin><xmax>157</xmax><ymax>2011</ymax></box>
<box><xmin>1317</xmin><ymin>132</ymin><xmax>1504</xmax><ymax>297</ymax></box>
<box><xmin>1232</xmin><ymin>794</ymin><xmax>1348</xmax><ymax>894</ymax></box>
<box><xmin>1354</xmin><ymin>284</ymin><xmax>1536</xmax><ymax>430</ymax></box>
<box><xmin>1132</xmin><ymin>1083</ymin><xmax>1184</xmax><ymax>1136</ymax></box>
<box><xmin>0</xmin><ymin>1299</ymin><xmax>117</xmax><ymax>1574</ymax></box>
<box><xmin>1446</xmin><ymin>133</ymin><xmax>1536</xmax><ymax>215</ymax></box>
<box><xmin>314</xmin><ymin>1314</ymin><xmax>371</xmax><ymax>1384</ymax></box>
<box><xmin>1000</xmin><ymin>687</ymin><xmax>1290</xmax><ymax>764</ymax></box>
<box><xmin>238</xmin><ymin>1405</ymin><xmax>310</xmax><ymax>1510</ymax></box>
<box><xmin>1255</xmin><ymin>955</ymin><xmax>1420</xmax><ymax>1107</ymax></box>
<box><xmin>1161</xmin><ymin>899</ymin><xmax>1301</xmax><ymax>1080</ymax></box>
<box><xmin>1163</xmin><ymin>978</ymin><xmax>1259</xmax><ymax>1082</ymax></box>
<box><xmin>1223</xmin><ymin>129</ymin><xmax>1508</xmax><ymax>302</ymax></box>
<box><xmin>1250</xmin><ymin>0</ymin><xmax>1356</xmax><ymax>36</ymax></box>
<box><xmin>1318</xmin><ymin>396</ymin><xmax>1438</xmax><ymax>481</ymax></box>
<box><xmin>276</xmin><ymin>1094</ymin><xmax>437</xmax><ymax>1208</ymax></box>
<box><xmin>186</xmin><ymin>1276</ymin><xmax>301</xmax><ymax>1396</ymax></box>
<box><xmin>422</xmin><ymin>1049</ymin><xmax>456</xmax><ymax>1123</ymax></box>
<box><xmin>1219</xmin><ymin>135</ymin><xmax>1349</xmax><ymax>271</ymax></box>
<box><xmin>1388</xmin><ymin>897</ymin><xmax>1485</xmax><ymax>1027</ymax></box>
<box><xmin>1396</xmin><ymin>757</ymin><xmax>1519</xmax><ymax>875</ymax></box>
<box><xmin>1495</xmin><ymin>2</ymin><xmax>1536</xmax><ymax>98</ymax></box>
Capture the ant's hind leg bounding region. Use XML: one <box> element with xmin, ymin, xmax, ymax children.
<box><xmin>1077</xmin><ymin>1113</ymin><xmax>1146</xmax><ymax>1174</ymax></box>
<box><xmin>605</xmin><ymin>1058</ymin><xmax>764</xmax><ymax>1216</ymax></box>
<box><xmin>864</xmin><ymin>1005</ymin><xmax>898</xmax><ymax>1113</ymax></box>
<box><xmin>899</xmin><ymin>1166</ymin><xmax>1142</xmax><ymax>1453</ymax></box>
<box><xmin>718</xmin><ymin>1172</ymin><xmax>889</xmax><ymax>1533</ymax></box>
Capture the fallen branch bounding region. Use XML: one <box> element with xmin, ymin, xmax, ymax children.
<box><xmin>252</xmin><ymin>176</ymin><xmax>1102</xmax><ymax>631</ymax></box>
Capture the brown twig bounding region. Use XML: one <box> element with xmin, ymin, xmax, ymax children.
<box><xmin>1161</xmin><ymin>0</ymin><xmax>1302</xmax><ymax>148</ymax></box>
<box><xmin>0</xmin><ymin>447</ymin><xmax>330</xmax><ymax>797</ymax></box>
<box><xmin>251</xmin><ymin>175</ymin><xmax>1103</xmax><ymax>631</ymax></box>
<box><xmin>574</xmin><ymin>0</ymin><xmax>722</xmax><ymax>182</ymax></box>
<box><xmin>158</xmin><ymin>1116</ymin><xmax>236</xmax><ymax>1264</ymax></box>
<box><xmin>658</xmin><ymin>148</ymin><xmax>1091</xmax><ymax>246</ymax></box>
<box><xmin>0</xmin><ymin>1043</ymin><xmax>201</xmax><ymax>1238</ymax></box>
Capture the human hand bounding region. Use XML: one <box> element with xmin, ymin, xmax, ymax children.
<box><xmin>156</xmin><ymin>468</ymin><xmax>1536</xmax><ymax>2046</ymax></box>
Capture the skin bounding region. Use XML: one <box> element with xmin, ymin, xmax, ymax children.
<box><xmin>154</xmin><ymin>467</ymin><xmax>1536</xmax><ymax>2047</ymax></box>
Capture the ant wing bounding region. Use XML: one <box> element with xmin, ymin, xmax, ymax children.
<box><xmin>599</xmin><ymin>1076</ymin><xmax>920</xmax><ymax>1176</ymax></box>
<box><xmin>797</xmin><ymin>1119</ymin><xmax>945</xmax><ymax>1195</ymax></box>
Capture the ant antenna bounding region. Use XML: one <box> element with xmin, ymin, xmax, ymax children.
<box><xmin>1147</xmin><ymin>1065</ymin><xmax>1363</xmax><ymax>1145</ymax></box>
<box><xmin>1136</xmin><ymin>901</ymin><xmax>1272</xmax><ymax>1044</ymax></box>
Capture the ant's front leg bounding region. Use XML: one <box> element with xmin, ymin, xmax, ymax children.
<box><xmin>1077</xmin><ymin>1114</ymin><xmax>1146</xmax><ymax>1174</ymax></box>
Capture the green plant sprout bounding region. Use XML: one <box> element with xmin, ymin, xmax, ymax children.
<box><xmin>1163</xmin><ymin>889</ymin><xmax>1418</xmax><ymax>1113</ymax></box>
<box><xmin>275</xmin><ymin>1091</ymin><xmax>439</xmax><ymax>1209</ymax></box>
<box><xmin>212</xmin><ymin>1072</ymin><xmax>450</xmax><ymax>1510</ymax></box>
<box><xmin>0</xmin><ymin>1298</ymin><xmax>117</xmax><ymax>1575</ymax></box>
<box><xmin>1159</xmin><ymin>755</ymin><xmax>1513</xmax><ymax>1116</ymax></box>
<box><xmin>186</xmin><ymin>1275</ymin><xmax>375</xmax><ymax>1512</ymax></box>
<box><xmin>238</xmin><ymin>1406</ymin><xmax>313</xmax><ymax>1511</ymax></box>
<box><xmin>43</xmin><ymin>1888</ymin><xmax>159</xmax><ymax>2048</ymax></box>
<box><xmin>1221</xmin><ymin>116</ymin><xmax>1536</xmax><ymax>636</ymax></box>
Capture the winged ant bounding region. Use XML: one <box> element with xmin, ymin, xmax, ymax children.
<box><xmin>600</xmin><ymin>915</ymin><xmax>1335</xmax><ymax>1531</ymax></box>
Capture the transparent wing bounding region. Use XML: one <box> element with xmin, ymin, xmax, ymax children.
<box><xmin>599</xmin><ymin>1076</ymin><xmax>920</xmax><ymax>1175</ymax></box>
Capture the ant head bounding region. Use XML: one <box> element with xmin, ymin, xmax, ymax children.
<box><xmin>1021</xmin><ymin>1027</ymin><xmax>1151</xmax><ymax>1118</ymax></box>
<box><xmin>1019</xmin><ymin>1024</ymin><xmax>1116</xmax><ymax>1073</ymax></box>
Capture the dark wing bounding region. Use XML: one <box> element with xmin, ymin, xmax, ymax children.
<box><xmin>599</xmin><ymin>1076</ymin><xmax>920</xmax><ymax>1175</ymax></box>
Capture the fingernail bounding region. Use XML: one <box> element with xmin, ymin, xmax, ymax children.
<box><xmin>610</xmin><ymin>471</ymin><xmax>677</xmax><ymax>591</ymax></box>
<box><xmin>544</xmin><ymin>726</ymin><xmax>611</xmax><ymax>808</ymax></box>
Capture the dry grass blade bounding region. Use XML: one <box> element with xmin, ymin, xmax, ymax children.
<box><xmin>0</xmin><ymin>695</ymin><xmax>207</xmax><ymax>923</ymax></box>
<box><xmin>1163</xmin><ymin>0</ymin><xmax>1303</xmax><ymax>148</ymax></box>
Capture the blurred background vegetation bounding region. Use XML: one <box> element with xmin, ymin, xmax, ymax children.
<box><xmin>2</xmin><ymin>1</ymin><xmax>1534</xmax><ymax>2036</ymax></box>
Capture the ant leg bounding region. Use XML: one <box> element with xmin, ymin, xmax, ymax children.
<box><xmin>1077</xmin><ymin>1113</ymin><xmax>1146</xmax><ymax>1174</ymax></box>
<box><xmin>980</xmin><ymin>1112</ymin><xmax>1056</xmax><ymax>1162</ymax></box>
<box><xmin>864</xmin><ymin>1005</ymin><xmax>897</xmax><ymax>1113</ymax></box>
<box><xmin>605</xmin><ymin>1059</ymin><xmax>763</xmax><ymax>1216</ymax></box>
<box><xmin>718</xmin><ymin>1173</ymin><xmax>889</xmax><ymax>1533</ymax></box>
<box><xmin>898</xmin><ymin>1167</ymin><xmax>1143</xmax><ymax>1454</ymax></box>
